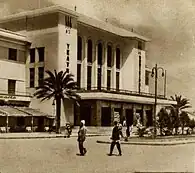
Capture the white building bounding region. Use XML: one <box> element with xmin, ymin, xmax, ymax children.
<box><xmin>0</xmin><ymin>5</ymin><xmax>175</xmax><ymax>129</ymax></box>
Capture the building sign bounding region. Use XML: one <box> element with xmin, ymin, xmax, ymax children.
<box><xmin>0</xmin><ymin>95</ymin><xmax>16</xmax><ymax>99</ymax></box>
<box><xmin>114</xmin><ymin>112</ymin><xmax>120</xmax><ymax>123</ymax></box>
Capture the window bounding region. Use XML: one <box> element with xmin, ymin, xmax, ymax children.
<box><xmin>145</xmin><ymin>70</ymin><xmax>149</xmax><ymax>86</ymax></box>
<box><xmin>65</xmin><ymin>15</ymin><xmax>72</xmax><ymax>28</ymax></box>
<box><xmin>38</xmin><ymin>47</ymin><xmax>45</xmax><ymax>62</ymax></box>
<box><xmin>107</xmin><ymin>45</ymin><xmax>112</xmax><ymax>67</ymax></box>
<box><xmin>8</xmin><ymin>79</ymin><xmax>16</xmax><ymax>95</ymax></box>
<box><xmin>67</xmin><ymin>50</ymin><xmax>70</xmax><ymax>56</ymax></box>
<box><xmin>66</xmin><ymin>68</ymin><xmax>69</xmax><ymax>73</ymax></box>
<box><xmin>116</xmin><ymin>72</ymin><xmax>120</xmax><ymax>91</ymax></box>
<box><xmin>30</xmin><ymin>68</ymin><xmax>35</xmax><ymax>88</ymax></box>
<box><xmin>98</xmin><ymin>43</ymin><xmax>102</xmax><ymax>66</ymax></box>
<box><xmin>138</xmin><ymin>41</ymin><xmax>142</xmax><ymax>50</ymax></box>
<box><xmin>8</xmin><ymin>48</ymin><xmax>17</xmax><ymax>61</ymax></box>
<box><xmin>138</xmin><ymin>55</ymin><xmax>141</xmax><ymax>92</ymax></box>
<box><xmin>30</xmin><ymin>48</ymin><xmax>35</xmax><ymax>63</ymax></box>
<box><xmin>87</xmin><ymin>40</ymin><xmax>92</xmax><ymax>63</ymax></box>
<box><xmin>67</xmin><ymin>44</ymin><xmax>70</xmax><ymax>49</ymax></box>
<box><xmin>97</xmin><ymin>68</ymin><xmax>102</xmax><ymax>90</ymax></box>
<box><xmin>116</xmin><ymin>48</ymin><xmax>120</xmax><ymax>69</ymax></box>
<box><xmin>87</xmin><ymin>66</ymin><xmax>92</xmax><ymax>90</ymax></box>
<box><xmin>107</xmin><ymin>70</ymin><xmax>111</xmax><ymax>90</ymax></box>
<box><xmin>67</xmin><ymin>56</ymin><xmax>69</xmax><ymax>61</ymax></box>
<box><xmin>77</xmin><ymin>36</ymin><xmax>82</xmax><ymax>61</ymax></box>
<box><xmin>38</xmin><ymin>67</ymin><xmax>44</xmax><ymax>86</ymax></box>
<box><xmin>77</xmin><ymin>64</ymin><xmax>81</xmax><ymax>89</ymax></box>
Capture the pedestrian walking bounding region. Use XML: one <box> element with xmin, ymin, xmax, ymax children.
<box><xmin>77</xmin><ymin>120</ymin><xmax>87</xmax><ymax>156</ymax></box>
<box><xmin>108</xmin><ymin>121</ymin><xmax>122</xmax><ymax>156</ymax></box>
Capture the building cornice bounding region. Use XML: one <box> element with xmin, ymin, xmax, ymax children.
<box><xmin>0</xmin><ymin>5</ymin><xmax>150</xmax><ymax>42</ymax></box>
<box><xmin>0</xmin><ymin>28</ymin><xmax>30</xmax><ymax>44</ymax></box>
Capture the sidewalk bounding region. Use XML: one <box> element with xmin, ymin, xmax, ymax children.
<box><xmin>96</xmin><ymin>135</ymin><xmax>195</xmax><ymax>146</ymax></box>
<box><xmin>0</xmin><ymin>132</ymin><xmax>108</xmax><ymax>139</ymax></box>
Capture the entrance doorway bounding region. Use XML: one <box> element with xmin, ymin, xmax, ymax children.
<box><xmin>101</xmin><ymin>107</ymin><xmax>111</xmax><ymax>126</ymax></box>
<box><xmin>146</xmin><ymin>110</ymin><xmax>153</xmax><ymax>127</ymax></box>
<box><xmin>80</xmin><ymin>105</ymin><xmax>91</xmax><ymax>126</ymax></box>
<box><xmin>114</xmin><ymin>108</ymin><xmax>122</xmax><ymax>123</ymax></box>
<box><xmin>136</xmin><ymin>109</ymin><xmax>143</xmax><ymax>125</ymax></box>
<box><xmin>125</xmin><ymin>109</ymin><xmax>133</xmax><ymax>126</ymax></box>
<box><xmin>37</xmin><ymin>117</ymin><xmax>44</xmax><ymax>132</ymax></box>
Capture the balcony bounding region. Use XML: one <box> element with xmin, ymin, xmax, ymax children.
<box><xmin>77</xmin><ymin>87</ymin><xmax>165</xmax><ymax>99</ymax></box>
<box><xmin>77</xmin><ymin>87</ymin><xmax>175</xmax><ymax>105</ymax></box>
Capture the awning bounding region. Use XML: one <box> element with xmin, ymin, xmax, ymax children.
<box><xmin>0</xmin><ymin>106</ymin><xmax>29</xmax><ymax>117</ymax></box>
<box><xmin>16</xmin><ymin>107</ymin><xmax>54</xmax><ymax>118</ymax></box>
<box><xmin>0</xmin><ymin>106</ymin><xmax>54</xmax><ymax>118</ymax></box>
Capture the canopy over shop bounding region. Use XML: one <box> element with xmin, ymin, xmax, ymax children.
<box><xmin>0</xmin><ymin>106</ymin><xmax>55</xmax><ymax>132</ymax></box>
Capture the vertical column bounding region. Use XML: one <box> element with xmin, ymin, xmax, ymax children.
<box><xmin>111</xmin><ymin>46</ymin><xmax>116</xmax><ymax>89</ymax></box>
<box><xmin>6</xmin><ymin>115</ymin><xmax>8</xmax><ymax>133</ymax></box>
<box><xmin>121</xmin><ymin>104</ymin><xmax>125</xmax><ymax>124</ymax></box>
<box><xmin>26</xmin><ymin>45</ymin><xmax>30</xmax><ymax>88</ymax></box>
<box><xmin>31</xmin><ymin>116</ymin><xmax>34</xmax><ymax>132</ymax></box>
<box><xmin>102</xmin><ymin>42</ymin><xmax>107</xmax><ymax>88</ymax></box>
<box><xmin>133</xmin><ymin>105</ymin><xmax>136</xmax><ymax>125</ymax></box>
<box><xmin>92</xmin><ymin>42</ymin><xmax>97</xmax><ymax>88</ymax></box>
<box><xmin>143</xmin><ymin>106</ymin><xmax>147</xmax><ymax>126</ymax></box>
<box><xmin>111</xmin><ymin>104</ymin><xmax>115</xmax><ymax>125</ymax></box>
<box><xmin>34</xmin><ymin>48</ymin><xmax>39</xmax><ymax>87</ymax></box>
<box><xmin>81</xmin><ymin>36</ymin><xmax>87</xmax><ymax>89</ymax></box>
<box><xmin>96</xmin><ymin>100</ymin><xmax>101</xmax><ymax>126</ymax></box>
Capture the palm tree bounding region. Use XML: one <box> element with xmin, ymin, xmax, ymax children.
<box><xmin>34</xmin><ymin>70</ymin><xmax>81</xmax><ymax>133</ymax></box>
<box><xmin>170</xmin><ymin>94</ymin><xmax>191</xmax><ymax>134</ymax></box>
<box><xmin>170</xmin><ymin>95</ymin><xmax>191</xmax><ymax>111</ymax></box>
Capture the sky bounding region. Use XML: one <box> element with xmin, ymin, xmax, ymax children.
<box><xmin>0</xmin><ymin>0</ymin><xmax>195</xmax><ymax>108</ymax></box>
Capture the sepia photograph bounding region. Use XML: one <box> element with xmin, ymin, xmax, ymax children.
<box><xmin>0</xmin><ymin>0</ymin><xmax>194</xmax><ymax>172</ymax></box>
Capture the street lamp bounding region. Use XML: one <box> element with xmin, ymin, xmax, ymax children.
<box><xmin>151</xmin><ymin>64</ymin><xmax>165</xmax><ymax>138</ymax></box>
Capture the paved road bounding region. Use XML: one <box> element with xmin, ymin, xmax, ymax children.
<box><xmin>0</xmin><ymin>136</ymin><xmax>194</xmax><ymax>173</ymax></box>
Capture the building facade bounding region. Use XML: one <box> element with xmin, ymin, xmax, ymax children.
<box><xmin>0</xmin><ymin>5</ymin><xmax>175</xmax><ymax>128</ymax></box>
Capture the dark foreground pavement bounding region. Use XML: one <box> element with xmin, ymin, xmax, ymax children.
<box><xmin>0</xmin><ymin>136</ymin><xmax>194</xmax><ymax>173</ymax></box>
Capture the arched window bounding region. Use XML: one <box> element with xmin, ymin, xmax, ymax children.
<box><xmin>107</xmin><ymin>45</ymin><xmax>112</xmax><ymax>67</ymax></box>
<box><xmin>116</xmin><ymin>48</ymin><xmax>120</xmax><ymax>69</ymax></box>
<box><xmin>77</xmin><ymin>36</ymin><xmax>82</xmax><ymax>61</ymax></box>
<box><xmin>98</xmin><ymin>43</ymin><xmax>103</xmax><ymax>66</ymax></box>
<box><xmin>87</xmin><ymin>40</ymin><xmax>92</xmax><ymax>63</ymax></box>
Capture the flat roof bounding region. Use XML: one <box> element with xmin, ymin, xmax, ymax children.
<box><xmin>0</xmin><ymin>28</ymin><xmax>29</xmax><ymax>42</ymax></box>
<box><xmin>0</xmin><ymin>5</ymin><xmax>150</xmax><ymax>42</ymax></box>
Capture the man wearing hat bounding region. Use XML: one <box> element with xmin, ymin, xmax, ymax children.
<box><xmin>108</xmin><ymin>120</ymin><xmax>122</xmax><ymax>156</ymax></box>
<box><xmin>77</xmin><ymin>120</ymin><xmax>87</xmax><ymax>156</ymax></box>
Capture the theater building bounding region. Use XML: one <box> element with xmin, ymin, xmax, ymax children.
<box><xmin>0</xmin><ymin>5</ymin><xmax>175</xmax><ymax>128</ymax></box>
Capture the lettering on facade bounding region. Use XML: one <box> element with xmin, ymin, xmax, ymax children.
<box><xmin>0</xmin><ymin>95</ymin><xmax>16</xmax><ymax>99</ymax></box>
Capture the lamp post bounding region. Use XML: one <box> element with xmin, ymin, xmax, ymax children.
<box><xmin>151</xmin><ymin>64</ymin><xmax>165</xmax><ymax>138</ymax></box>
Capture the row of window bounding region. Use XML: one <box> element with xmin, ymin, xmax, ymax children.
<box><xmin>30</xmin><ymin>47</ymin><xmax>45</xmax><ymax>63</ymax></box>
<box><xmin>77</xmin><ymin>37</ymin><xmax>121</xmax><ymax>69</ymax></box>
<box><xmin>77</xmin><ymin>64</ymin><xmax>120</xmax><ymax>90</ymax></box>
<box><xmin>29</xmin><ymin>67</ymin><xmax>44</xmax><ymax>88</ymax></box>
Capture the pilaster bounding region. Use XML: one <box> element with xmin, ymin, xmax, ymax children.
<box><xmin>92</xmin><ymin>42</ymin><xmax>97</xmax><ymax>88</ymax></box>
<box><xmin>81</xmin><ymin>36</ymin><xmax>87</xmax><ymax>89</ymax></box>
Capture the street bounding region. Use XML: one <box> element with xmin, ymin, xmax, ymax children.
<box><xmin>0</xmin><ymin>136</ymin><xmax>194</xmax><ymax>173</ymax></box>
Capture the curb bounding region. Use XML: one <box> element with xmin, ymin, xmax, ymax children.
<box><xmin>96</xmin><ymin>140</ymin><xmax>195</xmax><ymax>146</ymax></box>
<box><xmin>0</xmin><ymin>134</ymin><xmax>109</xmax><ymax>140</ymax></box>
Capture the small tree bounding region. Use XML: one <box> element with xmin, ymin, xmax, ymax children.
<box><xmin>188</xmin><ymin>119</ymin><xmax>195</xmax><ymax>134</ymax></box>
<box><xmin>180</xmin><ymin>111</ymin><xmax>190</xmax><ymax>134</ymax></box>
<box><xmin>157</xmin><ymin>107</ymin><xmax>173</xmax><ymax>136</ymax></box>
<box><xmin>170</xmin><ymin>94</ymin><xmax>191</xmax><ymax>134</ymax></box>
